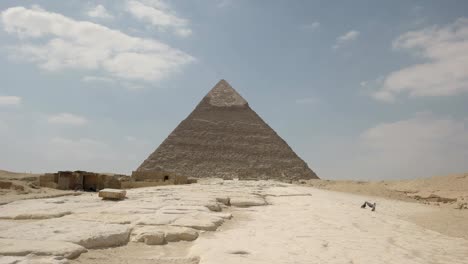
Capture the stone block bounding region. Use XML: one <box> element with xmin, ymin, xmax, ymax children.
<box><xmin>216</xmin><ymin>197</ymin><xmax>231</xmax><ymax>206</ymax></box>
<box><xmin>99</xmin><ymin>189</ymin><xmax>126</xmax><ymax>200</ymax></box>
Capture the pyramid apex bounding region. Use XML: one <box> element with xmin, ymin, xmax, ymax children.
<box><xmin>206</xmin><ymin>79</ymin><xmax>247</xmax><ymax>107</ymax></box>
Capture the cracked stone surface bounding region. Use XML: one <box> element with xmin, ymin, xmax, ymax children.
<box><xmin>0</xmin><ymin>239</ymin><xmax>87</xmax><ymax>259</ymax></box>
<box><xmin>0</xmin><ymin>219</ymin><xmax>132</xmax><ymax>249</ymax></box>
<box><xmin>3</xmin><ymin>179</ymin><xmax>464</xmax><ymax>264</ymax></box>
<box><xmin>131</xmin><ymin>226</ymin><xmax>198</xmax><ymax>245</ymax></box>
<box><xmin>0</xmin><ymin>179</ymin><xmax>269</xmax><ymax>261</ymax></box>
<box><xmin>0</xmin><ymin>256</ymin><xmax>70</xmax><ymax>264</ymax></box>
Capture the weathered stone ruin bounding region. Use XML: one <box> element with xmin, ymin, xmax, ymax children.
<box><xmin>39</xmin><ymin>171</ymin><xmax>123</xmax><ymax>191</ymax></box>
<box><xmin>38</xmin><ymin>170</ymin><xmax>189</xmax><ymax>191</ymax></box>
<box><xmin>98</xmin><ymin>188</ymin><xmax>127</xmax><ymax>200</ymax></box>
<box><xmin>136</xmin><ymin>79</ymin><xmax>319</xmax><ymax>182</ymax></box>
<box><xmin>125</xmin><ymin>170</ymin><xmax>188</xmax><ymax>188</ymax></box>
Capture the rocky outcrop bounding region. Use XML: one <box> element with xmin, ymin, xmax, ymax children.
<box><xmin>137</xmin><ymin>79</ymin><xmax>318</xmax><ymax>181</ymax></box>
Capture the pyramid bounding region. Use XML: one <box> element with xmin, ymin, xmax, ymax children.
<box><xmin>136</xmin><ymin>80</ymin><xmax>318</xmax><ymax>181</ymax></box>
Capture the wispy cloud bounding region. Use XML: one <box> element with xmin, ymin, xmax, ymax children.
<box><xmin>86</xmin><ymin>4</ymin><xmax>113</xmax><ymax>19</ymax></box>
<box><xmin>322</xmin><ymin>112</ymin><xmax>468</xmax><ymax>179</ymax></box>
<box><xmin>125</xmin><ymin>0</ymin><xmax>192</xmax><ymax>37</ymax></box>
<box><xmin>82</xmin><ymin>76</ymin><xmax>147</xmax><ymax>90</ymax></box>
<box><xmin>82</xmin><ymin>76</ymin><xmax>116</xmax><ymax>84</ymax></box>
<box><xmin>47</xmin><ymin>137</ymin><xmax>115</xmax><ymax>168</ymax></box>
<box><xmin>47</xmin><ymin>113</ymin><xmax>88</xmax><ymax>126</ymax></box>
<box><xmin>301</xmin><ymin>21</ymin><xmax>320</xmax><ymax>31</ymax></box>
<box><xmin>1</xmin><ymin>6</ymin><xmax>194</xmax><ymax>82</ymax></box>
<box><xmin>333</xmin><ymin>30</ymin><xmax>360</xmax><ymax>49</ymax></box>
<box><xmin>373</xmin><ymin>18</ymin><xmax>468</xmax><ymax>102</ymax></box>
<box><xmin>360</xmin><ymin>113</ymin><xmax>468</xmax><ymax>176</ymax></box>
<box><xmin>0</xmin><ymin>96</ymin><xmax>21</xmax><ymax>106</ymax></box>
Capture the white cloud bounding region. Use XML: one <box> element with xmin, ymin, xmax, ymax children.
<box><xmin>316</xmin><ymin>113</ymin><xmax>468</xmax><ymax>179</ymax></box>
<box><xmin>48</xmin><ymin>113</ymin><xmax>88</xmax><ymax>126</ymax></box>
<box><xmin>49</xmin><ymin>137</ymin><xmax>107</xmax><ymax>159</ymax></box>
<box><xmin>82</xmin><ymin>76</ymin><xmax>147</xmax><ymax>90</ymax></box>
<box><xmin>372</xmin><ymin>90</ymin><xmax>395</xmax><ymax>102</ymax></box>
<box><xmin>359</xmin><ymin>113</ymin><xmax>468</xmax><ymax>177</ymax></box>
<box><xmin>87</xmin><ymin>4</ymin><xmax>113</xmax><ymax>19</ymax></box>
<box><xmin>362</xmin><ymin>113</ymin><xmax>468</xmax><ymax>153</ymax></box>
<box><xmin>0</xmin><ymin>6</ymin><xmax>194</xmax><ymax>82</ymax></box>
<box><xmin>82</xmin><ymin>76</ymin><xmax>116</xmax><ymax>84</ymax></box>
<box><xmin>373</xmin><ymin>18</ymin><xmax>468</xmax><ymax>102</ymax></box>
<box><xmin>301</xmin><ymin>21</ymin><xmax>320</xmax><ymax>31</ymax></box>
<box><xmin>333</xmin><ymin>30</ymin><xmax>360</xmax><ymax>49</ymax></box>
<box><xmin>0</xmin><ymin>96</ymin><xmax>21</xmax><ymax>106</ymax></box>
<box><xmin>122</xmin><ymin>82</ymin><xmax>145</xmax><ymax>90</ymax></box>
<box><xmin>0</xmin><ymin>110</ymin><xmax>152</xmax><ymax>173</ymax></box>
<box><xmin>125</xmin><ymin>0</ymin><xmax>192</xmax><ymax>37</ymax></box>
<box><xmin>357</xmin><ymin>113</ymin><xmax>468</xmax><ymax>178</ymax></box>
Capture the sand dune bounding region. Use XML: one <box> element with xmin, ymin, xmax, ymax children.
<box><xmin>303</xmin><ymin>173</ymin><xmax>468</xmax><ymax>207</ymax></box>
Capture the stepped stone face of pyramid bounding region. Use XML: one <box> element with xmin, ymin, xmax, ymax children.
<box><xmin>136</xmin><ymin>80</ymin><xmax>318</xmax><ymax>181</ymax></box>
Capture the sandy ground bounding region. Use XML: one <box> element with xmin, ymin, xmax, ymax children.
<box><xmin>0</xmin><ymin>170</ymin><xmax>77</xmax><ymax>205</ymax></box>
<box><xmin>191</xmin><ymin>187</ymin><xmax>468</xmax><ymax>264</ymax></box>
<box><xmin>302</xmin><ymin>173</ymin><xmax>468</xmax><ymax>206</ymax></box>
<box><xmin>1</xmin><ymin>172</ymin><xmax>468</xmax><ymax>263</ymax></box>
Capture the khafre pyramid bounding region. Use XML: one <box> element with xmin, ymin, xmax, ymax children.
<box><xmin>136</xmin><ymin>80</ymin><xmax>318</xmax><ymax>181</ymax></box>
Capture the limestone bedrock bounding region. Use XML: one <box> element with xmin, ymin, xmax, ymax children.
<box><xmin>1</xmin><ymin>179</ymin><xmax>467</xmax><ymax>264</ymax></box>
<box><xmin>0</xmin><ymin>179</ymin><xmax>269</xmax><ymax>260</ymax></box>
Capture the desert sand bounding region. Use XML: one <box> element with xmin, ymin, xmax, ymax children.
<box><xmin>303</xmin><ymin>173</ymin><xmax>468</xmax><ymax>205</ymax></box>
<box><xmin>1</xmin><ymin>173</ymin><xmax>468</xmax><ymax>263</ymax></box>
<box><xmin>0</xmin><ymin>170</ymin><xmax>78</xmax><ymax>205</ymax></box>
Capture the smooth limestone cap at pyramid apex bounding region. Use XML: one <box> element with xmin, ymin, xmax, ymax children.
<box><xmin>204</xmin><ymin>79</ymin><xmax>248</xmax><ymax>107</ymax></box>
<box><xmin>136</xmin><ymin>79</ymin><xmax>319</xmax><ymax>181</ymax></box>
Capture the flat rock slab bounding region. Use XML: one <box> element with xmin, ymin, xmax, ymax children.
<box><xmin>0</xmin><ymin>221</ymin><xmax>22</xmax><ymax>231</ymax></box>
<box><xmin>0</xmin><ymin>196</ymin><xmax>102</xmax><ymax>220</ymax></box>
<box><xmin>211</xmin><ymin>212</ymin><xmax>233</xmax><ymax>219</ymax></box>
<box><xmin>0</xmin><ymin>219</ymin><xmax>131</xmax><ymax>249</ymax></box>
<box><xmin>131</xmin><ymin>229</ymin><xmax>164</xmax><ymax>245</ymax></box>
<box><xmin>136</xmin><ymin>212</ymin><xmax>181</xmax><ymax>226</ymax></box>
<box><xmin>99</xmin><ymin>189</ymin><xmax>126</xmax><ymax>200</ymax></box>
<box><xmin>0</xmin><ymin>238</ymin><xmax>87</xmax><ymax>259</ymax></box>
<box><xmin>0</xmin><ymin>256</ymin><xmax>70</xmax><ymax>264</ymax></box>
<box><xmin>0</xmin><ymin>199</ymin><xmax>72</xmax><ymax>220</ymax></box>
<box><xmin>159</xmin><ymin>205</ymin><xmax>211</xmax><ymax>213</ymax></box>
<box><xmin>171</xmin><ymin>212</ymin><xmax>225</xmax><ymax>231</ymax></box>
<box><xmin>131</xmin><ymin>226</ymin><xmax>198</xmax><ymax>245</ymax></box>
<box><xmin>230</xmin><ymin>196</ymin><xmax>266</xmax><ymax>207</ymax></box>
<box><xmin>62</xmin><ymin>213</ymin><xmax>139</xmax><ymax>225</ymax></box>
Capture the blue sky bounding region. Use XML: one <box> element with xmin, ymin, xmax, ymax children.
<box><xmin>0</xmin><ymin>0</ymin><xmax>467</xmax><ymax>179</ymax></box>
